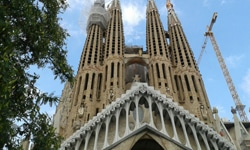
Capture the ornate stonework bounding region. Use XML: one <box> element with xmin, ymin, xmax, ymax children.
<box><xmin>60</xmin><ymin>83</ymin><xmax>234</xmax><ymax>150</ymax></box>
<box><xmin>53</xmin><ymin>0</ymin><xmax>250</xmax><ymax>149</ymax></box>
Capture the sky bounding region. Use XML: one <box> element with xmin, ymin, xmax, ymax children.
<box><xmin>36</xmin><ymin>0</ymin><xmax>250</xmax><ymax>122</ymax></box>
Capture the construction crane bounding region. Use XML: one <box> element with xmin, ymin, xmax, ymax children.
<box><xmin>198</xmin><ymin>12</ymin><xmax>249</xmax><ymax>122</ymax></box>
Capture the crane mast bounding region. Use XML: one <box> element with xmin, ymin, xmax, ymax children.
<box><xmin>199</xmin><ymin>12</ymin><xmax>249</xmax><ymax>122</ymax></box>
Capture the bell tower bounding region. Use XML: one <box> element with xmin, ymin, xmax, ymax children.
<box><xmin>146</xmin><ymin>0</ymin><xmax>175</xmax><ymax>97</ymax></box>
<box><xmin>102</xmin><ymin>0</ymin><xmax>125</xmax><ymax>104</ymax></box>
<box><xmin>63</xmin><ymin>0</ymin><xmax>110</xmax><ymax>137</ymax></box>
<box><xmin>166</xmin><ymin>0</ymin><xmax>214</xmax><ymax>125</ymax></box>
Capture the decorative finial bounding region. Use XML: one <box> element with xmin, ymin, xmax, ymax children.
<box><xmin>166</xmin><ymin>0</ymin><xmax>173</xmax><ymax>10</ymax></box>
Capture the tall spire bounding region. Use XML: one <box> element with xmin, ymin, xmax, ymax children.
<box><xmin>110</xmin><ymin>0</ymin><xmax>121</xmax><ymax>10</ymax></box>
<box><xmin>147</xmin><ymin>0</ymin><xmax>158</xmax><ymax>12</ymax></box>
<box><xmin>166</xmin><ymin>0</ymin><xmax>181</xmax><ymax>26</ymax></box>
<box><xmin>146</xmin><ymin>0</ymin><xmax>174</xmax><ymax>95</ymax></box>
<box><xmin>87</xmin><ymin>0</ymin><xmax>110</xmax><ymax>30</ymax></box>
<box><xmin>103</xmin><ymin>0</ymin><xmax>125</xmax><ymax>103</ymax></box>
<box><xmin>166</xmin><ymin>0</ymin><xmax>214</xmax><ymax>125</ymax></box>
<box><xmin>166</xmin><ymin>0</ymin><xmax>173</xmax><ymax>10</ymax></box>
<box><xmin>63</xmin><ymin>0</ymin><xmax>110</xmax><ymax>137</ymax></box>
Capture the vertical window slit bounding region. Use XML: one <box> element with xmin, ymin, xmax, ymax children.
<box><xmin>185</xmin><ymin>75</ymin><xmax>191</xmax><ymax>91</ymax></box>
<box><xmin>192</xmin><ymin>75</ymin><xmax>198</xmax><ymax>92</ymax></box>
<box><xmin>162</xmin><ymin>64</ymin><xmax>166</xmax><ymax>79</ymax></box>
<box><xmin>91</xmin><ymin>73</ymin><xmax>95</xmax><ymax>89</ymax></box>
<box><xmin>84</xmin><ymin>73</ymin><xmax>89</xmax><ymax>90</ymax></box>
<box><xmin>156</xmin><ymin>63</ymin><xmax>160</xmax><ymax>78</ymax></box>
<box><xmin>111</xmin><ymin>62</ymin><xmax>114</xmax><ymax>78</ymax></box>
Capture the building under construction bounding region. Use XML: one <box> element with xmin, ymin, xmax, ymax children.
<box><xmin>53</xmin><ymin>0</ymin><xmax>250</xmax><ymax>149</ymax></box>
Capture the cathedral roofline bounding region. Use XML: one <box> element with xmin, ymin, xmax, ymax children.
<box><xmin>60</xmin><ymin>83</ymin><xmax>235</xmax><ymax>149</ymax></box>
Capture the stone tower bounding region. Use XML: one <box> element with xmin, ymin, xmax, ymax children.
<box><xmin>63</xmin><ymin>0</ymin><xmax>110</xmax><ymax>137</ymax></box>
<box><xmin>55</xmin><ymin>0</ymin><xmax>250</xmax><ymax>149</ymax></box>
<box><xmin>103</xmin><ymin>0</ymin><xmax>125</xmax><ymax>104</ymax></box>
<box><xmin>146</xmin><ymin>0</ymin><xmax>174</xmax><ymax>96</ymax></box>
<box><xmin>166</xmin><ymin>0</ymin><xmax>214</xmax><ymax>125</ymax></box>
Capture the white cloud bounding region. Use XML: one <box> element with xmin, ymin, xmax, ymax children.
<box><xmin>215</xmin><ymin>105</ymin><xmax>226</xmax><ymax>115</ymax></box>
<box><xmin>225</xmin><ymin>54</ymin><xmax>244</xmax><ymax>68</ymax></box>
<box><xmin>121</xmin><ymin>1</ymin><xmax>146</xmax><ymax>36</ymax></box>
<box><xmin>241</xmin><ymin>69</ymin><xmax>250</xmax><ymax>97</ymax></box>
<box><xmin>77</xmin><ymin>0</ymin><xmax>96</xmax><ymax>34</ymax></box>
<box><xmin>61</xmin><ymin>21</ymin><xmax>83</xmax><ymax>37</ymax></box>
<box><xmin>66</xmin><ymin>0</ymin><xmax>90</xmax><ymax>10</ymax></box>
<box><xmin>122</xmin><ymin>4</ymin><xmax>145</xmax><ymax>27</ymax></box>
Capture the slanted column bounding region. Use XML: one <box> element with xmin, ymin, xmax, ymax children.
<box><xmin>157</xmin><ymin>104</ymin><xmax>168</xmax><ymax>136</ymax></box>
<box><xmin>169</xmin><ymin>109</ymin><xmax>180</xmax><ymax>142</ymax></box>
<box><xmin>103</xmin><ymin>116</ymin><xmax>111</xmax><ymax>148</ymax></box>
<box><xmin>148</xmin><ymin>96</ymin><xmax>156</xmax><ymax>128</ymax></box>
<box><xmin>188</xmin><ymin>124</ymin><xmax>202</xmax><ymax>150</ymax></box>
<box><xmin>199</xmin><ymin>131</ymin><xmax>211</xmax><ymax>150</ymax></box>
<box><xmin>135</xmin><ymin>95</ymin><xmax>140</xmax><ymax>128</ymax></box>
<box><xmin>114</xmin><ymin>108</ymin><xmax>121</xmax><ymax>141</ymax></box>
<box><xmin>178</xmin><ymin>116</ymin><xmax>191</xmax><ymax>148</ymax></box>
<box><xmin>93</xmin><ymin>124</ymin><xmax>102</xmax><ymax>150</ymax></box>
<box><xmin>84</xmin><ymin>132</ymin><xmax>92</xmax><ymax>150</ymax></box>
<box><xmin>125</xmin><ymin>102</ymin><xmax>130</xmax><ymax>134</ymax></box>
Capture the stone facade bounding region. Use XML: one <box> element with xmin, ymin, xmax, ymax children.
<box><xmin>59</xmin><ymin>83</ymin><xmax>234</xmax><ymax>150</ymax></box>
<box><xmin>53</xmin><ymin>0</ymin><xmax>250</xmax><ymax>149</ymax></box>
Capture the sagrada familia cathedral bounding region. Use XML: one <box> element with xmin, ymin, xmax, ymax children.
<box><xmin>53</xmin><ymin>0</ymin><xmax>250</xmax><ymax>149</ymax></box>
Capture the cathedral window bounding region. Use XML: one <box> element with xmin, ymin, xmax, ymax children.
<box><xmin>156</xmin><ymin>63</ymin><xmax>160</xmax><ymax>78</ymax></box>
<box><xmin>91</xmin><ymin>73</ymin><xmax>95</xmax><ymax>89</ymax></box>
<box><xmin>162</xmin><ymin>64</ymin><xmax>166</xmax><ymax>79</ymax></box>
<box><xmin>84</xmin><ymin>73</ymin><xmax>89</xmax><ymax>90</ymax></box>
<box><xmin>184</xmin><ymin>75</ymin><xmax>191</xmax><ymax>91</ymax></box>
<box><xmin>192</xmin><ymin>75</ymin><xmax>197</xmax><ymax>92</ymax></box>
<box><xmin>174</xmin><ymin>75</ymin><xmax>179</xmax><ymax>91</ymax></box>
<box><xmin>111</xmin><ymin>62</ymin><xmax>114</xmax><ymax>78</ymax></box>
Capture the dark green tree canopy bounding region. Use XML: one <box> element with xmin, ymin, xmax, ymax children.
<box><xmin>0</xmin><ymin>0</ymin><xmax>73</xmax><ymax>149</ymax></box>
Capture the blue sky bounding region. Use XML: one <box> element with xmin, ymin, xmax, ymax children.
<box><xmin>36</xmin><ymin>0</ymin><xmax>250</xmax><ymax>121</ymax></box>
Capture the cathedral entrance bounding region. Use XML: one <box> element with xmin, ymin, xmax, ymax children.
<box><xmin>131</xmin><ymin>139</ymin><xmax>164</xmax><ymax>150</ymax></box>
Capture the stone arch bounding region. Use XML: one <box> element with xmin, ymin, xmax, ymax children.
<box><xmin>174</xmin><ymin>116</ymin><xmax>185</xmax><ymax>144</ymax></box>
<box><xmin>163</xmin><ymin>109</ymin><xmax>174</xmax><ymax>138</ymax></box>
<box><xmin>107</xmin><ymin>115</ymin><xmax>116</xmax><ymax>145</ymax></box>
<box><xmin>97</xmin><ymin>123</ymin><xmax>106</xmax><ymax>149</ymax></box>
<box><xmin>185</xmin><ymin>123</ymin><xmax>197</xmax><ymax>149</ymax></box>
<box><xmin>125</xmin><ymin>58</ymin><xmax>148</xmax><ymax>89</ymax></box>
<box><xmin>128</xmin><ymin>101</ymin><xmax>136</xmax><ymax>130</ymax></box>
<box><xmin>152</xmin><ymin>102</ymin><xmax>162</xmax><ymax>130</ymax></box>
<box><xmin>196</xmin><ymin>130</ymin><xmax>208</xmax><ymax>150</ymax></box>
<box><xmin>138</xmin><ymin>96</ymin><xmax>150</xmax><ymax>124</ymax></box>
<box><xmin>139</xmin><ymin>96</ymin><xmax>149</xmax><ymax>108</ymax></box>
<box><xmin>118</xmin><ymin>108</ymin><xmax>126</xmax><ymax>137</ymax></box>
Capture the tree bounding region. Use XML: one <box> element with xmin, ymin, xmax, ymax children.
<box><xmin>0</xmin><ymin>0</ymin><xmax>74</xmax><ymax>149</ymax></box>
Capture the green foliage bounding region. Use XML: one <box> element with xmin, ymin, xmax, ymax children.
<box><xmin>0</xmin><ymin>0</ymin><xmax>73</xmax><ymax>149</ymax></box>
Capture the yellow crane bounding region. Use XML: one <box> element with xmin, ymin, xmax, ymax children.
<box><xmin>198</xmin><ymin>12</ymin><xmax>249</xmax><ymax>122</ymax></box>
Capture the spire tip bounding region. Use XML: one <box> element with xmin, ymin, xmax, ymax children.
<box><xmin>166</xmin><ymin>0</ymin><xmax>173</xmax><ymax>9</ymax></box>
